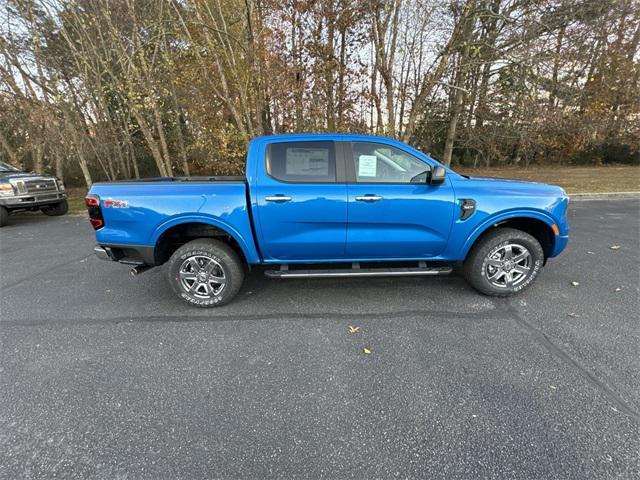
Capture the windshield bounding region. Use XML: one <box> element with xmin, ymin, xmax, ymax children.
<box><xmin>0</xmin><ymin>161</ymin><xmax>21</xmax><ymax>173</ymax></box>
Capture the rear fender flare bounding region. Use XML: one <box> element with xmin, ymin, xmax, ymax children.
<box><xmin>151</xmin><ymin>214</ymin><xmax>258</xmax><ymax>264</ymax></box>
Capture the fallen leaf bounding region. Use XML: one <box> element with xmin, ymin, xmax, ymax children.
<box><xmin>587</xmin><ymin>251</ymin><xmax>595</xmax><ymax>255</ymax></box>
<box><xmin>363</xmin><ymin>347</ymin><xmax>371</xmax><ymax>354</ymax></box>
<box><xmin>550</xmin><ymin>385</ymin><xmax>557</xmax><ymax>390</ymax></box>
<box><xmin>615</xmin><ymin>287</ymin><xmax>621</xmax><ymax>292</ymax></box>
<box><xmin>349</xmin><ymin>326</ymin><xmax>360</xmax><ymax>334</ymax></box>
<box><xmin>571</xmin><ymin>281</ymin><xmax>579</xmax><ymax>286</ymax></box>
<box><xmin>610</xmin><ymin>245</ymin><xmax>621</xmax><ymax>250</ymax></box>
<box><xmin>567</xmin><ymin>312</ymin><xmax>580</xmax><ymax>318</ymax></box>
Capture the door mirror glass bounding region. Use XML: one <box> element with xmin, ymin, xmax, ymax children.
<box><xmin>429</xmin><ymin>166</ymin><xmax>446</xmax><ymax>185</ymax></box>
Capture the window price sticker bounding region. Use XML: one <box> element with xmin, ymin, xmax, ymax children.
<box><xmin>358</xmin><ymin>155</ymin><xmax>377</xmax><ymax>177</ymax></box>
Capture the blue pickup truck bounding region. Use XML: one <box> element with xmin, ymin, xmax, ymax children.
<box><xmin>87</xmin><ymin>134</ymin><xmax>569</xmax><ymax>307</ymax></box>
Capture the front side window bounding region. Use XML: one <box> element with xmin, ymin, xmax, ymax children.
<box><xmin>267</xmin><ymin>141</ymin><xmax>336</xmax><ymax>183</ymax></box>
<box><xmin>351</xmin><ymin>142</ymin><xmax>430</xmax><ymax>183</ymax></box>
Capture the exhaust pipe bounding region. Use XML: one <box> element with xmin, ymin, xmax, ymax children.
<box><xmin>130</xmin><ymin>265</ymin><xmax>153</xmax><ymax>276</ymax></box>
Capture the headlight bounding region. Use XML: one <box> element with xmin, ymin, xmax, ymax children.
<box><xmin>0</xmin><ymin>182</ymin><xmax>15</xmax><ymax>196</ymax></box>
<box><xmin>55</xmin><ymin>179</ymin><xmax>65</xmax><ymax>191</ymax></box>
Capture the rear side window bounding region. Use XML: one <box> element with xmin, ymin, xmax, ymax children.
<box><xmin>267</xmin><ymin>141</ymin><xmax>336</xmax><ymax>183</ymax></box>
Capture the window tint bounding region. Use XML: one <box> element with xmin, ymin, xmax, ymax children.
<box><xmin>267</xmin><ymin>141</ymin><xmax>336</xmax><ymax>183</ymax></box>
<box><xmin>351</xmin><ymin>142</ymin><xmax>430</xmax><ymax>183</ymax></box>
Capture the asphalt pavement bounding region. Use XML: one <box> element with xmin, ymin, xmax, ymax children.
<box><xmin>0</xmin><ymin>199</ymin><xmax>639</xmax><ymax>479</ymax></box>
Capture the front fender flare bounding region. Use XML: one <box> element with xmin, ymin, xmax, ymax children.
<box><xmin>460</xmin><ymin>209</ymin><xmax>557</xmax><ymax>259</ymax></box>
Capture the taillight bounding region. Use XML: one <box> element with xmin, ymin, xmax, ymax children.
<box><xmin>85</xmin><ymin>194</ymin><xmax>104</xmax><ymax>230</ymax></box>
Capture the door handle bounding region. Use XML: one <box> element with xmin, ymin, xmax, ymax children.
<box><xmin>355</xmin><ymin>195</ymin><xmax>382</xmax><ymax>202</ymax></box>
<box><xmin>265</xmin><ymin>196</ymin><xmax>292</xmax><ymax>202</ymax></box>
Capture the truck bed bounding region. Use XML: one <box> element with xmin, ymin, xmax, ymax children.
<box><xmin>90</xmin><ymin>179</ymin><xmax>260</xmax><ymax>264</ymax></box>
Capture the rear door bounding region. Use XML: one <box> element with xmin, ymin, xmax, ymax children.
<box><xmin>253</xmin><ymin>140</ymin><xmax>348</xmax><ymax>261</ymax></box>
<box><xmin>344</xmin><ymin>141</ymin><xmax>455</xmax><ymax>259</ymax></box>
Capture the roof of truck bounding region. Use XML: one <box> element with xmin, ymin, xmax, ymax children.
<box><xmin>252</xmin><ymin>133</ymin><xmax>398</xmax><ymax>142</ymax></box>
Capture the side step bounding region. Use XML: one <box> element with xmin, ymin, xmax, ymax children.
<box><xmin>264</xmin><ymin>264</ymin><xmax>453</xmax><ymax>279</ymax></box>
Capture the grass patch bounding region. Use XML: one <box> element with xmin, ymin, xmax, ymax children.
<box><xmin>66</xmin><ymin>187</ymin><xmax>88</xmax><ymax>214</ymax></box>
<box><xmin>456</xmin><ymin>165</ymin><xmax>640</xmax><ymax>193</ymax></box>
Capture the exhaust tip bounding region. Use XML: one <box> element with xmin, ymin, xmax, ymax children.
<box><xmin>131</xmin><ymin>265</ymin><xmax>152</xmax><ymax>276</ymax></box>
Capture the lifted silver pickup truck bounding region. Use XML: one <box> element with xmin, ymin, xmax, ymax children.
<box><xmin>0</xmin><ymin>161</ymin><xmax>68</xmax><ymax>227</ymax></box>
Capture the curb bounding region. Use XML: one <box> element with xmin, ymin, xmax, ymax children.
<box><xmin>569</xmin><ymin>191</ymin><xmax>640</xmax><ymax>201</ymax></box>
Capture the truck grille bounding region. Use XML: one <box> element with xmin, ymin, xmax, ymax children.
<box><xmin>24</xmin><ymin>178</ymin><xmax>58</xmax><ymax>194</ymax></box>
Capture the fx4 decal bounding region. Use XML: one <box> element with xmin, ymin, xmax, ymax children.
<box><xmin>104</xmin><ymin>198</ymin><xmax>129</xmax><ymax>208</ymax></box>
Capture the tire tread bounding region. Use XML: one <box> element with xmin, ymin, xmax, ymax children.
<box><xmin>463</xmin><ymin>227</ymin><xmax>544</xmax><ymax>297</ymax></box>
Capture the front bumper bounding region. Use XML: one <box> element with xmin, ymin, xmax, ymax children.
<box><xmin>550</xmin><ymin>234</ymin><xmax>569</xmax><ymax>258</ymax></box>
<box><xmin>0</xmin><ymin>192</ymin><xmax>66</xmax><ymax>208</ymax></box>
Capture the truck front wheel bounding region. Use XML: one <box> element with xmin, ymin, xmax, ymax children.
<box><xmin>41</xmin><ymin>199</ymin><xmax>69</xmax><ymax>216</ymax></box>
<box><xmin>167</xmin><ymin>238</ymin><xmax>244</xmax><ymax>307</ymax></box>
<box><xmin>463</xmin><ymin>228</ymin><xmax>544</xmax><ymax>296</ymax></box>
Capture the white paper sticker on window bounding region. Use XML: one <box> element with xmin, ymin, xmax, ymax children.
<box><xmin>285</xmin><ymin>148</ymin><xmax>329</xmax><ymax>176</ymax></box>
<box><xmin>358</xmin><ymin>155</ymin><xmax>377</xmax><ymax>177</ymax></box>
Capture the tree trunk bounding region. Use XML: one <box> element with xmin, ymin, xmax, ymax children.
<box><xmin>152</xmin><ymin>102</ymin><xmax>174</xmax><ymax>176</ymax></box>
<box><xmin>0</xmin><ymin>130</ymin><xmax>19</xmax><ymax>165</ymax></box>
<box><xmin>54</xmin><ymin>149</ymin><xmax>64</xmax><ymax>181</ymax></box>
<box><xmin>442</xmin><ymin>0</ymin><xmax>477</xmax><ymax>166</ymax></box>
<box><xmin>548</xmin><ymin>24</ymin><xmax>565</xmax><ymax>108</ymax></box>
<box><xmin>404</xmin><ymin>0</ymin><xmax>475</xmax><ymax>141</ymax></box>
<box><xmin>131</xmin><ymin>108</ymin><xmax>169</xmax><ymax>177</ymax></box>
<box><xmin>75</xmin><ymin>145</ymin><xmax>93</xmax><ymax>187</ymax></box>
<box><xmin>171</xmin><ymin>89</ymin><xmax>190</xmax><ymax>176</ymax></box>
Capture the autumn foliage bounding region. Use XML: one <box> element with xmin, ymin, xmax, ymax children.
<box><xmin>1</xmin><ymin>0</ymin><xmax>638</xmax><ymax>186</ymax></box>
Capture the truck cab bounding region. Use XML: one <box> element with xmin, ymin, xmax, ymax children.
<box><xmin>87</xmin><ymin>134</ymin><xmax>570</xmax><ymax>307</ymax></box>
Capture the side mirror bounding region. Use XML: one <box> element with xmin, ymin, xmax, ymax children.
<box><xmin>429</xmin><ymin>166</ymin><xmax>446</xmax><ymax>185</ymax></box>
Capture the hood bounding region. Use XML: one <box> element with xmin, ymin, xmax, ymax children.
<box><xmin>468</xmin><ymin>175</ymin><xmax>542</xmax><ymax>185</ymax></box>
<box><xmin>455</xmin><ymin>174</ymin><xmax>567</xmax><ymax>197</ymax></box>
<box><xmin>0</xmin><ymin>171</ymin><xmax>53</xmax><ymax>181</ymax></box>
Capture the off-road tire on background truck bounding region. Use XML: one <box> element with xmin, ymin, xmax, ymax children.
<box><xmin>0</xmin><ymin>206</ymin><xmax>8</xmax><ymax>227</ymax></box>
<box><xmin>463</xmin><ymin>228</ymin><xmax>544</xmax><ymax>296</ymax></box>
<box><xmin>167</xmin><ymin>238</ymin><xmax>245</xmax><ymax>307</ymax></box>
<box><xmin>40</xmin><ymin>199</ymin><xmax>69</xmax><ymax>216</ymax></box>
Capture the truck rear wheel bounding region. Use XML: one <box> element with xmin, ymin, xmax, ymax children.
<box><xmin>167</xmin><ymin>238</ymin><xmax>244</xmax><ymax>307</ymax></box>
<box><xmin>463</xmin><ymin>228</ymin><xmax>544</xmax><ymax>297</ymax></box>
<box><xmin>0</xmin><ymin>206</ymin><xmax>8</xmax><ymax>227</ymax></box>
<box><xmin>41</xmin><ymin>199</ymin><xmax>68</xmax><ymax>216</ymax></box>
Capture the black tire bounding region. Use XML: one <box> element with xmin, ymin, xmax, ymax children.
<box><xmin>167</xmin><ymin>238</ymin><xmax>244</xmax><ymax>307</ymax></box>
<box><xmin>41</xmin><ymin>199</ymin><xmax>69</xmax><ymax>216</ymax></box>
<box><xmin>0</xmin><ymin>206</ymin><xmax>8</xmax><ymax>227</ymax></box>
<box><xmin>463</xmin><ymin>227</ymin><xmax>544</xmax><ymax>297</ymax></box>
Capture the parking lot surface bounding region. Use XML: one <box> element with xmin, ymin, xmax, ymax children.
<box><xmin>1</xmin><ymin>199</ymin><xmax>639</xmax><ymax>479</ymax></box>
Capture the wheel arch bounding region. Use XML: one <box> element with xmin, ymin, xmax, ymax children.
<box><xmin>462</xmin><ymin>211</ymin><xmax>557</xmax><ymax>261</ymax></box>
<box><xmin>151</xmin><ymin>215</ymin><xmax>256</xmax><ymax>266</ymax></box>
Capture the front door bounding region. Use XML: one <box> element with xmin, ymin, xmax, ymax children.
<box><xmin>254</xmin><ymin>140</ymin><xmax>348</xmax><ymax>261</ymax></box>
<box><xmin>345</xmin><ymin>141</ymin><xmax>455</xmax><ymax>259</ymax></box>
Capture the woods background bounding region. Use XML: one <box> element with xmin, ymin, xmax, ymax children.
<box><xmin>1</xmin><ymin>0</ymin><xmax>639</xmax><ymax>187</ymax></box>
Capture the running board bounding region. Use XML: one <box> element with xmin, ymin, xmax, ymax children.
<box><xmin>264</xmin><ymin>265</ymin><xmax>453</xmax><ymax>279</ymax></box>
